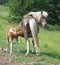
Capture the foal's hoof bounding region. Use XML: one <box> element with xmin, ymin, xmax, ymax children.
<box><xmin>4</xmin><ymin>48</ymin><xmax>7</xmax><ymax>52</ymax></box>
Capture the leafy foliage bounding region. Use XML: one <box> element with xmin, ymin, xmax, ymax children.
<box><xmin>48</xmin><ymin>0</ymin><xmax>60</xmax><ymax>25</ymax></box>
<box><xmin>0</xmin><ymin>0</ymin><xmax>9</xmax><ymax>5</ymax></box>
<box><xmin>1</xmin><ymin>0</ymin><xmax>60</xmax><ymax>24</ymax></box>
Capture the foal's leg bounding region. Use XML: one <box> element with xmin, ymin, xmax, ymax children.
<box><xmin>6</xmin><ymin>36</ymin><xmax>9</xmax><ymax>52</ymax></box>
<box><xmin>7</xmin><ymin>36</ymin><xmax>9</xmax><ymax>43</ymax></box>
<box><xmin>10</xmin><ymin>37</ymin><xmax>13</xmax><ymax>55</ymax></box>
<box><xmin>16</xmin><ymin>37</ymin><xmax>20</xmax><ymax>53</ymax></box>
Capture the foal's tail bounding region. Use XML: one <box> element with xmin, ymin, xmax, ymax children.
<box><xmin>29</xmin><ymin>18</ymin><xmax>40</xmax><ymax>55</ymax></box>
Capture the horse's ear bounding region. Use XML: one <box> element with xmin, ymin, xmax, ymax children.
<box><xmin>41</xmin><ymin>11</ymin><xmax>43</xmax><ymax>15</ymax></box>
<box><xmin>41</xmin><ymin>11</ymin><xmax>43</xmax><ymax>18</ymax></box>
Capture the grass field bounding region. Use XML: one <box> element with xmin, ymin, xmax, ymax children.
<box><xmin>0</xmin><ymin>5</ymin><xmax>60</xmax><ymax>65</ymax></box>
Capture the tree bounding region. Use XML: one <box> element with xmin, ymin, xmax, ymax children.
<box><xmin>8</xmin><ymin>0</ymin><xmax>60</xmax><ymax>25</ymax></box>
<box><xmin>0</xmin><ymin>0</ymin><xmax>9</xmax><ymax>5</ymax></box>
<box><xmin>48</xmin><ymin>0</ymin><xmax>60</xmax><ymax>25</ymax></box>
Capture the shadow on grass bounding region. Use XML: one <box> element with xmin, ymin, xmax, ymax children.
<box><xmin>20</xmin><ymin>50</ymin><xmax>36</xmax><ymax>54</ymax></box>
<box><xmin>40</xmin><ymin>52</ymin><xmax>60</xmax><ymax>59</ymax></box>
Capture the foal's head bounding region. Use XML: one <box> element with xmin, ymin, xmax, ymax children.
<box><xmin>40</xmin><ymin>11</ymin><xmax>48</xmax><ymax>28</ymax></box>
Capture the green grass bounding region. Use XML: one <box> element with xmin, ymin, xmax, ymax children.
<box><xmin>0</xmin><ymin>5</ymin><xmax>60</xmax><ymax>65</ymax></box>
<box><xmin>0</xmin><ymin>5</ymin><xmax>10</xmax><ymax>48</ymax></box>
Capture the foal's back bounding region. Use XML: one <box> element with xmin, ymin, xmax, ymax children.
<box><xmin>6</xmin><ymin>24</ymin><xmax>16</xmax><ymax>37</ymax></box>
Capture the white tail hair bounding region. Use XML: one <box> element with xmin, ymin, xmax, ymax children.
<box><xmin>29</xmin><ymin>18</ymin><xmax>40</xmax><ymax>55</ymax></box>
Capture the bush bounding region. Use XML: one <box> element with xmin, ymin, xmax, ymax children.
<box><xmin>46</xmin><ymin>24</ymin><xmax>60</xmax><ymax>31</ymax></box>
<box><xmin>8</xmin><ymin>0</ymin><xmax>60</xmax><ymax>25</ymax></box>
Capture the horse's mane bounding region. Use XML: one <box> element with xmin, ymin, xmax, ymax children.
<box><xmin>24</xmin><ymin>11</ymin><xmax>48</xmax><ymax>18</ymax></box>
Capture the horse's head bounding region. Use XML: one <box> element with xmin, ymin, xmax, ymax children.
<box><xmin>40</xmin><ymin>11</ymin><xmax>48</xmax><ymax>28</ymax></box>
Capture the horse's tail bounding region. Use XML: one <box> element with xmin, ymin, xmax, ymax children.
<box><xmin>29</xmin><ymin>18</ymin><xmax>40</xmax><ymax>55</ymax></box>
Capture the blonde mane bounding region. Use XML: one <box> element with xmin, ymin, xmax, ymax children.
<box><xmin>24</xmin><ymin>11</ymin><xmax>48</xmax><ymax>23</ymax></box>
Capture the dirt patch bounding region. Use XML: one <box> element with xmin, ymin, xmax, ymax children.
<box><xmin>0</xmin><ymin>48</ymin><xmax>60</xmax><ymax>65</ymax></box>
<box><xmin>0</xmin><ymin>48</ymin><xmax>29</xmax><ymax>65</ymax></box>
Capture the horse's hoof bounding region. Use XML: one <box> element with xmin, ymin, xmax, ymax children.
<box><xmin>32</xmin><ymin>49</ymin><xmax>34</xmax><ymax>53</ymax></box>
<box><xmin>25</xmin><ymin>53</ymin><xmax>28</xmax><ymax>56</ymax></box>
<box><xmin>10</xmin><ymin>53</ymin><xmax>12</xmax><ymax>56</ymax></box>
<box><xmin>36</xmin><ymin>52</ymin><xmax>40</xmax><ymax>56</ymax></box>
<box><xmin>25</xmin><ymin>54</ymin><xmax>28</xmax><ymax>56</ymax></box>
<box><xmin>36</xmin><ymin>53</ymin><xmax>39</xmax><ymax>56</ymax></box>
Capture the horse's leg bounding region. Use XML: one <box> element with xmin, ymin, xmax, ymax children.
<box><xmin>23</xmin><ymin>23</ymin><xmax>30</xmax><ymax>56</ymax></box>
<box><xmin>32</xmin><ymin>39</ymin><xmax>35</xmax><ymax>52</ymax></box>
<box><xmin>10</xmin><ymin>37</ymin><xmax>13</xmax><ymax>55</ymax></box>
<box><xmin>24</xmin><ymin>32</ymin><xmax>30</xmax><ymax>56</ymax></box>
<box><xmin>33</xmin><ymin>30</ymin><xmax>40</xmax><ymax>56</ymax></box>
<box><xmin>25</xmin><ymin>39</ymin><xmax>30</xmax><ymax>56</ymax></box>
<box><xmin>29</xmin><ymin>18</ymin><xmax>40</xmax><ymax>56</ymax></box>
<box><xmin>16</xmin><ymin>37</ymin><xmax>20</xmax><ymax>53</ymax></box>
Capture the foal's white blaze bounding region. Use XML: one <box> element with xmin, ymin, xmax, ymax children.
<box><xmin>9</xmin><ymin>28</ymin><xmax>16</xmax><ymax>34</ymax></box>
<box><xmin>25</xmin><ymin>40</ymin><xmax>30</xmax><ymax>56</ymax></box>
